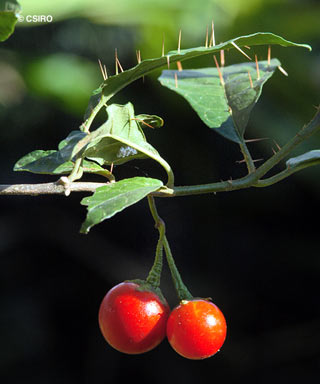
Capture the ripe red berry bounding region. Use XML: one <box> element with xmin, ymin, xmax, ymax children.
<box><xmin>98</xmin><ymin>282</ymin><xmax>170</xmax><ymax>354</ymax></box>
<box><xmin>166</xmin><ymin>299</ymin><xmax>227</xmax><ymax>359</ymax></box>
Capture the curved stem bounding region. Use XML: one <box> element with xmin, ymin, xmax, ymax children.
<box><xmin>68</xmin><ymin>158</ymin><xmax>83</xmax><ymax>182</ymax></box>
<box><xmin>157</xmin><ymin>157</ymin><xmax>175</xmax><ymax>189</ymax></box>
<box><xmin>80</xmin><ymin>95</ymin><xmax>107</xmax><ymax>133</ymax></box>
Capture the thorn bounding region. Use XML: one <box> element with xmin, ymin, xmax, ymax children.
<box><xmin>114</xmin><ymin>48</ymin><xmax>119</xmax><ymax>75</ymax></box>
<box><xmin>98</xmin><ymin>59</ymin><xmax>104</xmax><ymax>79</ymax></box>
<box><xmin>110</xmin><ymin>163</ymin><xmax>114</xmax><ymax>174</ymax></box>
<box><xmin>213</xmin><ymin>55</ymin><xmax>224</xmax><ymax>86</ymax></box>
<box><xmin>247</xmin><ymin>70</ymin><xmax>253</xmax><ymax>88</ymax></box>
<box><xmin>278</xmin><ymin>65</ymin><xmax>289</xmax><ymax>76</ymax></box>
<box><xmin>98</xmin><ymin>59</ymin><xmax>107</xmax><ymax>80</ymax></box>
<box><xmin>231</xmin><ymin>41</ymin><xmax>252</xmax><ymax>60</ymax></box>
<box><xmin>115</xmin><ymin>49</ymin><xmax>124</xmax><ymax>73</ymax></box>
<box><xmin>273</xmin><ymin>139</ymin><xmax>281</xmax><ymax>151</ymax></box>
<box><xmin>236</xmin><ymin>158</ymin><xmax>264</xmax><ymax>164</ymax></box>
<box><xmin>131</xmin><ymin>118</ymin><xmax>154</xmax><ymax>129</ymax></box>
<box><xmin>103</xmin><ymin>64</ymin><xmax>108</xmax><ymax>79</ymax></box>
<box><xmin>205</xmin><ymin>25</ymin><xmax>208</xmax><ymax>48</ymax></box>
<box><xmin>174</xmin><ymin>72</ymin><xmax>178</xmax><ymax>88</ymax></box>
<box><xmin>244</xmin><ymin>45</ymin><xmax>251</xmax><ymax>50</ymax></box>
<box><xmin>271</xmin><ymin>147</ymin><xmax>277</xmax><ymax>155</ymax></box>
<box><xmin>255</xmin><ymin>54</ymin><xmax>260</xmax><ymax>80</ymax></box>
<box><xmin>115</xmin><ymin>48</ymin><xmax>119</xmax><ymax>75</ymax></box>
<box><xmin>178</xmin><ymin>29</ymin><xmax>182</xmax><ymax>53</ymax></box>
<box><xmin>116</xmin><ymin>57</ymin><xmax>124</xmax><ymax>73</ymax></box>
<box><xmin>268</xmin><ymin>45</ymin><xmax>271</xmax><ymax>65</ymax></box>
<box><xmin>209</xmin><ymin>20</ymin><xmax>215</xmax><ymax>47</ymax></box>
<box><xmin>166</xmin><ymin>55</ymin><xmax>170</xmax><ymax>69</ymax></box>
<box><xmin>177</xmin><ymin>61</ymin><xmax>183</xmax><ymax>71</ymax></box>
<box><xmin>136</xmin><ymin>49</ymin><xmax>141</xmax><ymax>64</ymax></box>
<box><xmin>220</xmin><ymin>49</ymin><xmax>225</xmax><ymax>67</ymax></box>
<box><xmin>245</xmin><ymin>137</ymin><xmax>269</xmax><ymax>143</ymax></box>
<box><xmin>227</xmin><ymin>178</ymin><xmax>233</xmax><ymax>185</ymax></box>
<box><xmin>162</xmin><ymin>34</ymin><xmax>165</xmax><ymax>57</ymax></box>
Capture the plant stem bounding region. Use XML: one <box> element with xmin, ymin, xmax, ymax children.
<box><xmin>68</xmin><ymin>158</ymin><xmax>83</xmax><ymax>182</ymax></box>
<box><xmin>239</xmin><ymin>140</ymin><xmax>256</xmax><ymax>173</ymax></box>
<box><xmin>146</xmin><ymin>196</ymin><xmax>165</xmax><ymax>288</ymax></box>
<box><xmin>157</xmin><ymin>157</ymin><xmax>175</xmax><ymax>189</ymax></box>
<box><xmin>80</xmin><ymin>95</ymin><xmax>107</xmax><ymax>133</ymax></box>
<box><xmin>2</xmin><ymin>111</ymin><xmax>319</xmax><ymax>197</ymax></box>
<box><xmin>163</xmin><ymin>236</ymin><xmax>193</xmax><ymax>301</ymax></box>
<box><xmin>147</xmin><ymin>195</ymin><xmax>193</xmax><ymax>301</ymax></box>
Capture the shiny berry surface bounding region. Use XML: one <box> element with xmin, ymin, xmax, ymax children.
<box><xmin>166</xmin><ymin>299</ymin><xmax>227</xmax><ymax>359</ymax></box>
<box><xmin>99</xmin><ymin>282</ymin><xmax>170</xmax><ymax>354</ymax></box>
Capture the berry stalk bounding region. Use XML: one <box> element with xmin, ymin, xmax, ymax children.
<box><xmin>147</xmin><ymin>195</ymin><xmax>193</xmax><ymax>301</ymax></box>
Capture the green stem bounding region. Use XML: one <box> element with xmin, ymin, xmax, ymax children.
<box><xmin>157</xmin><ymin>157</ymin><xmax>175</xmax><ymax>189</ymax></box>
<box><xmin>150</xmin><ymin>108</ymin><xmax>320</xmax><ymax>197</ymax></box>
<box><xmin>146</xmin><ymin>196</ymin><xmax>165</xmax><ymax>288</ymax></box>
<box><xmin>255</xmin><ymin>158</ymin><xmax>320</xmax><ymax>187</ymax></box>
<box><xmin>147</xmin><ymin>195</ymin><xmax>193</xmax><ymax>301</ymax></box>
<box><xmin>80</xmin><ymin>95</ymin><xmax>107</xmax><ymax>133</ymax></box>
<box><xmin>68</xmin><ymin>158</ymin><xmax>83</xmax><ymax>182</ymax></box>
<box><xmin>163</xmin><ymin>236</ymin><xmax>193</xmax><ymax>301</ymax></box>
<box><xmin>239</xmin><ymin>140</ymin><xmax>255</xmax><ymax>173</ymax></box>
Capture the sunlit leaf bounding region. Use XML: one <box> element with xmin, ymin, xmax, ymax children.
<box><xmin>80</xmin><ymin>177</ymin><xmax>163</xmax><ymax>233</ymax></box>
<box><xmin>158</xmin><ymin>59</ymin><xmax>280</xmax><ymax>143</ymax></box>
<box><xmin>84</xmin><ymin>32</ymin><xmax>311</xmax><ymax>117</ymax></box>
<box><xmin>0</xmin><ymin>0</ymin><xmax>20</xmax><ymax>41</ymax></box>
<box><xmin>83</xmin><ymin>103</ymin><xmax>166</xmax><ymax>168</ymax></box>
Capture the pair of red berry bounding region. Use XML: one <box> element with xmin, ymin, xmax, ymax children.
<box><xmin>98</xmin><ymin>281</ymin><xmax>227</xmax><ymax>359</ymax></box>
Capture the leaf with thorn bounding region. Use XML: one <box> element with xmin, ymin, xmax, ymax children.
<box><xmin>82</xmin><ymin>103</ymin><xmax>173</xmax><ymax>185</ymax></box>
<box><xmin>80</xmin><ymin>177</ymin><xmax>163</xmax><ymax>233</ymax></box>
<box><xmin>135</xmin><ymin>114</ymin><xmax>164</xmax><ymax>129</ymax></box>
<box><xmin>158</xmin><ymin>59</ymin><xmax>280</xmax><ymax>143</ymax></box>
<box><xmin>84</xmin><ymin>32</ymin><xmax>311</xmax><ymax>117</ymax></box>
<box><xmin>83</xmin><ymin>103</ymin><xmax>158</xmax><ymax>164</ymax></box>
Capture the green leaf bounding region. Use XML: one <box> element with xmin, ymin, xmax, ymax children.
<box><xmin>80</xmin><ymin>177</ymin><xmax>163</xmax><ymax>234</ymax></box>
<box><xmin>83</xmin><ymin>103</ymin><xmax>166</xmax><ymax>167</ymax></box>
<box><xmin>0</xmin><ymin>0</ymin><xmax>20</xmax><ymax>42</ymax></box>
<box><xmin>13</xmin><ymin>131</ymin><xmax>89</xmax><ymax>176</ymax></box>
<box><xmin>14</xmin><ymin>150</ymin><xmax>71</xmax><ymax>174</ymax></box>
<box><xmin>158</xmin><ymin>59</ymin><xmax>280</xmax><ymax>143</ymax></box>
<box><xmin>57</xmin><ymin>130</ymin><xmax>88</xmax><ymax>158</ymax></box>
<box><xmin>14</xmin><ymin>149</ymin><xmax>111</xmax><ymax>177</ymax></box>
<box><xmin>85</xmin><ymin>32</ymin><xmax>311</xmax><ymax>115</ymax></box>
<box><xmin>286</xmin><ymin>150</ymin><xmax>320</xmax><ymax>170</ymax></box>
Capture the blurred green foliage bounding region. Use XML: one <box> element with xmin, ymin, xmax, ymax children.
<box><xmin>25</xmin><ymin>54</ymin><xmax>101</xmax><ymax>115</ymax></box>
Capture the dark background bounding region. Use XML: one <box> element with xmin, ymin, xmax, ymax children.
<box><xmin>0</xmin><ymin>1</ymin><xmax>319</xmax><ymax>383</ymax></box>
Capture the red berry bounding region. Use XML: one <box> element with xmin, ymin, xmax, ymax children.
<box><xmin>166</xmin><ymin>299</ymin><xmax>227</xmax><ymax>359</ymax></box>
<box><xmin>98</xmin><ymin>282</ymin><xmax>170</xmax><ymax>354</ymax></box>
